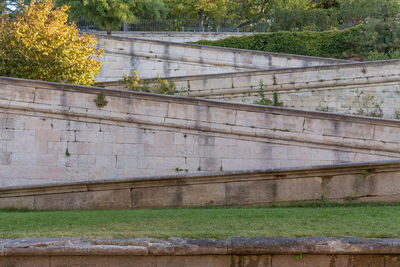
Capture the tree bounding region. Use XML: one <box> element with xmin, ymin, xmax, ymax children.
<box><xmin>227</xmin><ymin>0</ymin><xmax>271</xmax><ymax>24</ymax></box>
<box><xmin>166</xmin><ymin>0</ymin><xmax>228</xmax><ymax>27</ymax></box>
<box><xmin>338</xmin><ymin>0</ymin><xmax>400</xmax><ymax>26</ymax></box>
<box><xmin>312</xmin><ymin>0</ymin><xmax>339</xmax><ymax>9</ymax></box>
<box><xmin>58</xmin><ymin>0</ymin><xmax>168</xmax><ymax>35</ymax></box>
<box><xmin>0</xmin><ymin>0</ymin><xmax>103</xmax><ymax>85</ymax></box>
<box><xmin>0</xmin><ymin>0</ymin><xmax>7</xmax><ymax>13</ymax></box>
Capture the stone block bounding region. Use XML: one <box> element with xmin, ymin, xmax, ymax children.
<box><xmin>385</xmin><ymin>255</ymin><xmax>400</xmax><ymax>267</ymax></box>
<box><xmin>156</xmin><ymin>255</ymin><xmax>230</xmax><ymax>267</ymax></box>
<box><xmin>88</xmin><ymin>143</ymin><xmax>113</xmax><ymax>155</ymax></box>
<box><xmin>137</xmin><ymin>156</ymin><xmax>164</xmax><ymax>170</ymax></box>
<box><xmin>181</xmin><ymin>183</ymin><xmax>226</xmax><ymax>207</ymax></box>
<box><xmin>144</xmin><ymin>145</ymin><xmax>176</xmax><ymax>157</ymax></box>
<box><xmin>0</xmin><ymin>196</ymin><xmax>35</xmax><ymax>209</ymax></box>
<box><xmin>116</xmin><ymin>155</ymin><xmax>138</xmax><ymax>169</ymax></box>
<box><xmin>34</xmin><ymin>190</ymin><xmax>132</xmax><ymax>210</ymax></box>
<box><xmin>132</xmin><ymin>186</ymin><xmax>181</xmax><ymax>208</ymax></box>
<box><xmin>0</xmin><ymin>256</ymin><xmax>50</xmax><ymax>267</ymax></box>
<box><xmin>226</xmin><ymin>177</ymin><xmax>322</xmax><ymax>205</ymax></box>
<box><xmin>116</xmin><ymin>130</ymin><xmax>154</xmax><ymax>145</ymax></box>
<box><xmin>324</xmin><ymin>174</ymin><xmax>377</xmax><ymax>199</ymax></box>
<box><xmin>0</xmin><ymin>152</ymin><xmax>11</xmax><ymax>165</ymax></box>
<box><xmin>374</xmin><ymin>125</ymin><xmax>400</xmax><ymax>143</ymax></box>
<box><xmin>37</xmin><ymin>154</ymin><xmax>59</xmax><ymax>166</ymax></box>
<box><xmin>113</xmin><ymin>144</ymin><xmax>144</xmax><ymax>156</ymax></box>
<box><xmin>230</xmin><ymin>255</ymin><xmax>271</xmax><ymax>267</ymax></box>
<box><xmin>164</xmin><ymin>157</ymin><xmax>186</xmax><ymax>170</ymax></box>
<box><xmin>271</xmin><ymin>254</ymin><xmax>349</xmax><ymax>267</ymax></box>
<box><xmin>200</xmin><ymin>157</ymin><xmax>221</xmax><ymax>172</ymax></box>
<box><xmin>155</xmin><ymin>132</ymin><xmax>174</xmax><ymax>145</ymax></box>
<box><xmin>76</xmin><ymin>131</ymin><xmax>103</xmax><ymax>143</ymax></box>
<box><xmin>197</xmin><ymin>106</ymin><xmax>236</xmax><ymax>125</ymax></box>
<box><xmin>167</xmin><ymin>103</ymin><xmax>199</xmax><ymax>121</ymax></box>
<box><xmin>349</xmin><ymin>255</ymin><xmax>384</xmax><ymax>267</ymax></box>
<box><xmin>50</xmin><ymin>256</ymin><xmax>156</xmax><ymax>267</ymax></box>
<box><xmin>130</xmin><ymin>99</ymin><xmax>169</xmax><ymax>118</ymax></box>
<box><xmin>78</xmin><ymin>155</ymin><xmax>96</xmax><ymax>168</ymax></box>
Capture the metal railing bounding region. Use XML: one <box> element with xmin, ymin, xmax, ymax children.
<box><xmin>75</xmin><ymin>17</ymin><xmax>349</xmax><ymax>33</ymax></box>
<box><xmin>76</xmin><ymin>19</ymin><xmax>263</xmax><ymax>33</ymax></box>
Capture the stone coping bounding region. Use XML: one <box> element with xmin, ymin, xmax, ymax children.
<box><xmin>2</xmin><ymin>76</ymin><xmax>400</xmax><ymax>128</ymax></box>
<box><xmin>2</xmin><ymin>237</ymin><xmax>400</xmax><ymax>256</ymax></box>
<box><xmin>96</xmin><ymin>59</ymin><xmax>400</xmax><ymax>87</ymax></box>
<box><xmin>1</xmin><ymin>160</ymin><xmax>400</xmax><ymax>198</ymax></box>
<box><xmin>96</xmin><ymin>34</ymin><xmax>352</xmax><ymax>64</ymax></box>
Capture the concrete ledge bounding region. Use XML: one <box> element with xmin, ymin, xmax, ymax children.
<box><xmin>3</xmin><ymin>236</ymin><xmax>400</xmax><ymax>256</ymax></box>
<box><xmin>86</xmin><ymin>31</ymin><xmax>255</xmax><ymax>43</ymax></box>
<box><xmin>96</xmin><ymin>59</ymin><xmax>400</xmax><ymax>120</ymax></box>
<box><xmin>1</xmin><ymin>237</ymin><xmax>400</xmax><ymax>266</ymax></box>
<box><xmin>2</xmin><ymin>160</ymin><xmax>400</xmax><ymax>210</ymax></box>
<box><xmin>2</xmin><ymin>75</ymin><xmax>400</xmax><ymax>127</ymax></box>
<box><xmin>95</xmin><ymin>34</ymin><xmax>352</xmax><ymax>81</ymax></box>
<box><xmin>97</xmin><ymin>34</ymin><xmax>352</xmax><ymax>64</ymax></box>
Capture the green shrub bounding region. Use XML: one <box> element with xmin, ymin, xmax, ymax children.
<box><xmin>195</xmin><ymin>26</ymin><xmax>362</xmax><ymax>59</ymax></box>
<box><xmin>195</xmin><ymin>20</ymin><xmax>400</xmax><ymax>60</ymax></box>
<box><xmin>366</xmin><ymin>51</ymin><xmax>391</xmax><ymax>61</ymax></box>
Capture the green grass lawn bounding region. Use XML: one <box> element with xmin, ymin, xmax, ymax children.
<box><xmin>1</xmin><ymin>202</ymin><xmax>400</xmax><ymax>240</ymax></box>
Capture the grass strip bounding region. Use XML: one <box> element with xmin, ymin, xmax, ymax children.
<box><xmin>1</xmin><ymin>202</ymin><xmax>399</xmax><ymax>240</ymax></box>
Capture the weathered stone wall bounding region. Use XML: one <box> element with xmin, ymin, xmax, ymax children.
<box><xmin>1</xmin><ymin>161</ymin><xmax>400</xmax><ymax>210</ymax></box>
<box><xmin>99</xmin><ymin>60</ymin><xmax>400</xmax><ymax>119</ymax></box>
<box><xmin>88</xmin><ymin>31</ymin><xmax>254</xmax><ymax>43</ymax></box>
<box><xmin>95</xmin><ymin>35</ymin><xmax>351</xmax><ymax>81</ymax></box>
<box><xmin>1</xmin><ymin>237</ymin><xmax>400</xmax><ymax>267</ymax></box>
<box><xmin>2</xmin><ymin>77</ymin><xmax>400</xmax><ymax>187</ymax></box>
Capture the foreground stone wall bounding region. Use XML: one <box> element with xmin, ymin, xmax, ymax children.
<box><xmin>1</xmin><ymin>161</ymin><xmax>400</xmax><ymax>210</ymax></box>
<box><xmin>88</xmin><ymin>31</ymin><xmax>254</xmax><ymax>43</ymax></box>
<box><xmin>2</xmin><ymin>77</ymin><xmax>400</xmax><ymax>186</ymax></box>
<box><xmin>1</xmin><ymin>237</ymin><xmax>400</xmax><ymax>267</ymax></box>
<box><xmin>99</xmin><ymin>60</ymin><xmax>400</xmax><ymax>119</ymax></box>
<box><xmin>96</xmin><ymin>35</ymin><xmax>350</xmax><ymax>81</ymax></box>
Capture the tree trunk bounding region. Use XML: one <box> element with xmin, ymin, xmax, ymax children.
<box><xmin>106</xmin><ymin>25</ymin><xmax>112</xmax><ymax>35</ymax></box>
<box><xmin>199</xmin><ymin>9</ymin><xmax>204</xmax><ymax>29</ymax></box>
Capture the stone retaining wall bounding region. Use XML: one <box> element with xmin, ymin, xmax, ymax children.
<box><xmin>1</xmin><ymin>237</ymin><xmax>400</xmax><ymax>267</ymax></box>
<box><xmin>1</xmin><ymin>161</ymin><xmax>400</xmax><ymax>210</ymax></box>
<box><xmin>88</xmin><ymin>31</ymin><xmax>254</xmax><ymax>43</ymax></box>
<box><xmin>96</xmin><ymin>35</ymin><xmax>350</xmax><ymax>81</ymax></box>
<box><xmin>99</xmin><ymin>60</ymin><xmax>400</xmax><ymax>119</ymax></box>
<box><xmin>2</xmin><ymin>77</ymin><xmax>400</xmax><ymax>186</ymax></box>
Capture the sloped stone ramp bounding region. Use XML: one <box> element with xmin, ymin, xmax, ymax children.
<box><xmin>1</xmin><ymin>160</ymin><xmax>400</xmax><ymax>210</ymax></box>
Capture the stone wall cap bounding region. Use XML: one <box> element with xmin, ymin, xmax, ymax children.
<box><xmin>1</xmin><ymin>159</ymin><xmax>400</xmax><ymax>196</ymax></box>
<box><xmin>2</xmin><ymin>76</ymin><xmax>400</xmax><ymax>128</ymax></box>
<box><xmin>96</xmin><ymin>34</ymin><xmax>353</xmax><ymax>63</ymax></box>
<box><xmin>3</xmin><ymin>237</ymin><xmax>400</xmax><ymax>256</ymax></box>
<box><xmin>96</xmin><ymin>59</ymin><xmax>400</xmax><ymax>85</ymax></box>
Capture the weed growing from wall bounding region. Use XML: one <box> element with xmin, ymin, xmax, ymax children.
<box><xmin>254</xmin><ymin>80</ymin><xmax>283</xmax><ymax>107</ymax></box>
<box><xmin>94</xmin><ymin>93</ymin><xmax>108</xmax><ymax>108</ymax></box>
<box><xmin>353</xmin><ymin>91</ymin><xmax>383</xmax><ymax>118</ymax></box>
<box><xmin>121</xmin><ymin>72</ymin><xmax>176</xmax><ymax>95</ymax></box>
<box><xmin>395</xmin><ymin>110</ymin><xmax>400</xmax><ymax>119</ymax></box>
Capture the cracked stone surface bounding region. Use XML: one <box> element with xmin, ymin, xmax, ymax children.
<box><xmin>2</xmin><ymin>237</ymin><xmax>400</xmax><ymax>256</ymax></box>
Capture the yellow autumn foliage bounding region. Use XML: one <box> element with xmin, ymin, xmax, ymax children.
<box><xmin>0</xmin><ymin>0</ymin><xmax>103</xmax><ymax>86</ymax></box>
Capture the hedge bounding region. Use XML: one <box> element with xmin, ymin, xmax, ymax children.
<box><xmin>195</xmin><ymin>25</ymin><xmax>364</xmax><ymax>59</ymax></box>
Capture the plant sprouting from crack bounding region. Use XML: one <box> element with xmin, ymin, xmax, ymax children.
<box><xmin>254</xmin><ymin>80</ymin><xmax>283</xmax><ymax>107</ymax></box>
<box><xmin>94</xmin><ymin>93</ymin><xmax>108</xmax><ymax>108</ymax></box>
<box><xmin>352</xmin><ymin>91</ymin><xmax>383</xmax><ymax>118</ymax></box>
